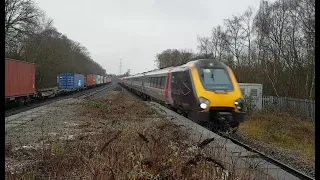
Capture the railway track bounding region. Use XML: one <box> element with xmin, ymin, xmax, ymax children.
<box><xmin>5</xmin><ymin>83</ymin><xmax>113</xmax><ymax>117</ymax></box>
<box><xmin>119</xmin><ymin>82</ymin><xmax>314</xmax><ymax>180</ymax></box>
<box><xmin>5</xmin><ymin>83</ymin><xmax>115</xmax><ymax>135</ymax></box>
<box><xmin>217</xmin><ymin>132</ymin><xmax>315</xmax><ymax>180</ymax></box>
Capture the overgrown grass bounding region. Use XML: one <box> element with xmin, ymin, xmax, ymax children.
<box><xmin>6</xmin><ymin>91</ymin><xmax>260</xmax><ymax>179</ymax></box>
<box><xmin>239</xmin><ymin>109</ymin><xmax>315</xmax><ymax>161</ymax></box>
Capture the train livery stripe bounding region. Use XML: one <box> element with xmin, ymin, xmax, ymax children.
<box><xmin>165</xmin><ymin>72</ymin><xmax>171</xmax><ymax>104</ymax></box>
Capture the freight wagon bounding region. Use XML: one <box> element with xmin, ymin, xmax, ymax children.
<box><xmin>5</xmin><ymin>58</ymin><xmax>36</xmax><ymax>104</ymax></box>
<box><xmin>85</xmin><ymin>74</ymin><xmax>96</xmax><ymax>87</ymax></box>
<box><xmin>58</xmin><ymin>73</ymin><xmax>85</xmax><ymax>91</ymax></box>
<box><xmin>106</xmin><ymin>76</ymin><xmax>112</xmax><ymax>83</ymax></box>
<box><xmin>95</xmin><ymin>75</ymin><xmax>101</xmax><ymax>85</ymax></box>
<box><xmin>103</xmin><ymin>76</ymin><xmax>107</xmax><ymax>84</ymax></box>
<box><xmin>5</xmin><ymin>57</ymin><xmax>112</xmax><ymax>108</ymax></box>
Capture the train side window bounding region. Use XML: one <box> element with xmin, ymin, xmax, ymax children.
<box><xmin>151</xmin><ymin>77</ymin><xmax>155</xmax><ymax>87</ymax></box>
<box><xmin>156</xmin><ymin>77</ymin><xmax>160</xmax><ymax>88</ymax></box>
<box><xmin>159</xmin><ymin>77</ymin><xmax>163</xmax><ymax>89</ymax></box>
<box><xmin>161</xmin><ymin>76</ymin><xmax>165</xmax><ymax>89</ymax></box>
<box><xmin>160</xmin><ymin>77</ymin><xmax>163</xmax><ymax>89</ymax></box>
<box><xmin>160</xmin><ymin>77</ymin><xmax>164</xmax><ymax>89</ymax></box>
<box><xmin>155</xmin><ymin>77</ymin><xmax>158</xmax><ymax>88</ymax></box>
<box><xmin>152</xmin><ymin>77</ymin><xmax>156</xmax><ymax>87</ymax></box>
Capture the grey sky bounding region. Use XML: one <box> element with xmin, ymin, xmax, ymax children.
<box><xmin>34</xmin><ymin>0</ymin><xmax>268</xmax><ymax>75</ymax></box>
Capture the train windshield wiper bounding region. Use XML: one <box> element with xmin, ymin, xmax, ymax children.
<box><xmin>213</xmin><ymin>89</ymin><xmax>229</xmax><ymax>93</ymax></box>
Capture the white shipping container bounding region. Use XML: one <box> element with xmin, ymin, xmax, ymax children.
<box><xmin>238</xmin><ymin>83</ymin><xmax>263</xmax><ymax>110</ymax></box>
<box><xmin>97</xmin><ymin>75</ymin><xmax>101</xmax><ymax>84</ymax></box>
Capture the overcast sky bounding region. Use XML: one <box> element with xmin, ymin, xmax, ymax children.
<box><xmin>34</xmin><ymin>0</ymin><xmax>271</xmax><ymax>75</ymax></box>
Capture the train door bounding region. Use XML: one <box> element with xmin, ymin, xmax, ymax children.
<box><xmin>171</xmin><ymin>72</ymin><xmax>180</xmax><ymax>107</ymax></box>
<box><xmin>180</xmin><ymin>70</ymin><xmax>197</xmax><ymax>111</ymax></box>
<box><xmin>173</xmin><ymin>70</ymin><xmax>188</xmax><ymax>107</ymax></box>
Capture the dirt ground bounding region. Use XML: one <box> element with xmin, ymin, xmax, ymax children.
<box><xmin>5</xmin><ymin>89</ymin><xmax>265</xmax><ymax>180</ymax></box>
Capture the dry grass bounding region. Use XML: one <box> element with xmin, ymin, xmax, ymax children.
<box><xmin>6</xmin><ymin>91</ymin><xmax>260</xmax><ymax>180</ymax></box>
<box><xmin>239</xmin><ymin>109</ymin><xmax>315</xmax><ymax>161</ymax></box>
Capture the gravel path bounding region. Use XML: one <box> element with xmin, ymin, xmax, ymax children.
<box><xmin>5</xmin><ymin>85</ymin><xmax>115</xmax><ymax>174</ymax></box>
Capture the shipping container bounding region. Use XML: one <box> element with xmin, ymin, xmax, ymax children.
<box><xmin>96</xmin><ymin>75</ymin><xmax>101</xmax><ymax>84</ymax></box>
<box><xmin>5</xmin><ymin>58</ymin><xmax>36</xmax><ymax>99</ymax></box>
<box><xmin>107</xmin><ymin>76</ymin><xmax>111</xmax><ymax>83</ymax></box>
<box><xmin>85</xmin><ymin>74</ymin><xmax>96</xmax><ymax>87</ymax></box>
<box><xmin>92</xmin><ymin>75</ymin><xmax>97</xmax><ymax>85</ymax></box>
<box><xmin>58</xmin><ymin>73</ymin><xmax>85</xmax><ymax>89</ymax></box>
<box><xmin>100</xmin><ymin>75</ymin><xmax>103</xmax><ymax>84</ymax></box>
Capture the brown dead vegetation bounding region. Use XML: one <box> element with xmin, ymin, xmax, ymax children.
<box><xmin>239</xmin><ymin>109</ymin><xmax>315</xmax><ymax>161</ymax></box>
<box><xmin>6</xmin><ymin>91</ymin><xmax>259</xmax><ymax>179</ymax></box>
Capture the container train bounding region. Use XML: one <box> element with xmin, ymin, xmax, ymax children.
<box><xmin>5</xmin><ymin>58</ymin><xmax>112</xmax><ymax>106</ymax></box>
<box><xmin>119</xmin><ymin>59</ymin><xmax>245</xmax><ymax>132</ymax></box>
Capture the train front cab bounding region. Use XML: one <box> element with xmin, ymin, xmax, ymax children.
<box><xmin>188</xmin><ymin>60</ymin><xmax>245</xmax><ymax>128</ymax></box>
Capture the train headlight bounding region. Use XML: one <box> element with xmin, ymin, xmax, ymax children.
<box><xmin>234</xmin><ymin>98</ymin><xmax>244</xmax><ymax>111</ymax></box>
<box><xmin>200</xmin><ymin>103</ymin><xmax>207</xmax><ymax>109</ymax></box>
<box><xmin>199</xmin><ymin>97</ymin><xmax>210</xmax><ymax>110</ymax></box>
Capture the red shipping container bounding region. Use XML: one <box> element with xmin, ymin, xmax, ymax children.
<box><xmin>85</xmin><ymin>74</ymin><xmax>96</xmax><ymax>87</ymax></box>
<box><xmin>5</xmin><ymin>58</ymin><xmax>36</xmax><ymax>98</ymax></box>
<box><xmin>93</xmin><ymin>75</ymin><xmax>97</xmax><ymax>85</ymax></box>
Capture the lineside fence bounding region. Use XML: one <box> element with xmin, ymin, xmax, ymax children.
<box><xmin>244</xmin><ymin>95</ymin><xmax>315</xmax><ymax>120</ymax></box>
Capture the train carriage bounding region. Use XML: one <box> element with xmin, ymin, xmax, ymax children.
<box><xmin>122</xmin><ymin>59</ymin><xmax>245</xmax><ymax>132</ymax></box>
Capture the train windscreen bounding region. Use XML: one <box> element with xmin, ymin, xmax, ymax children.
<box><xmin>199</xmin><ymin>68</ymin><xmax>234</xmax><ymax>91</ymax></box>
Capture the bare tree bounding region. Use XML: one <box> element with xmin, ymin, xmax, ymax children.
<box><xmin>240</xmin><ymin>7</ymin><xmax>254</xmax><ymax>66</ymax></box>
<box><xmin>155</xmin><ymin>49</ymin><xmax>195</xmax><ymax>69</ymax></box>
<box><xmin>197</xmin><ymin>36</ymin><xmax>213</xmax><ymax>58</ymax></box>
<box><xmin>209</xmin><ymin>26</ymin><xmax>230</xmax><ymax>61</ymax></box>
<box><xmin>155</xmin><ymin>0</ymin><xmax>314</xmax><ymax>100</ymax></box>
<box><xmin>5</xmin><ymin>0</ymin><xmax>43</xmax><ymax>49</ymax></box>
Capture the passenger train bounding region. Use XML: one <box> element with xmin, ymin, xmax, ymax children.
<box><xmin>119</xmin><ymin>59</ymin><xmax>245</xmax><ymax>132</ymax></box>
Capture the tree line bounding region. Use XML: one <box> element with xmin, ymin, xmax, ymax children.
<box><xmin>5</xmin><ymin>0</ymin><xmax>106</xmax><ymax>89</ymax></box>
<box><xmin>155</xmin><ymin>0</ymin><xmax>314</xmax><ymax>100</ymax></box>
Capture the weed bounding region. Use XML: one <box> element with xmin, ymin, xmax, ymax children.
<box><xmin>6</xmin><ymin>91</ymin><xmax>261</xmax><ymax>179</ymax></box>
<box><xmin>239</xmin><ymin>109</ymin><xmax>315</xmax><ymax>161</ymax></box>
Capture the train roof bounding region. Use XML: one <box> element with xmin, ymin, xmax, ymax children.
<box><xmin>126</xmin><ymin>59</ymin><xmax>228</xmax><ymax>78</ymax></box>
